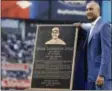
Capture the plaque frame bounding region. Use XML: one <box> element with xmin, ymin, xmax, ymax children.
<box><xmin>30</xmin><ymin>24</ymin><xmax>79</xmax><ymax>90</ymax></box>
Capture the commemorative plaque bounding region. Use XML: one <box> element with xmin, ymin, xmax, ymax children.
<box><xmin>31</xmin><ymin>25</ymin><xmax>78</xmax><ymax>90</ymax></box>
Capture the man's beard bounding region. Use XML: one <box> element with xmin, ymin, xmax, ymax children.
<box><xmin>88</xmin><ymin>17</ymin><xmax>97</xmax><ymax>22</ymax></box>
<box><xmin>88</xmin><ymin>18</ymin><xmax>95</xmax><ymax>22</ymax></box>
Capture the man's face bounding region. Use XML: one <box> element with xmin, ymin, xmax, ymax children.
<box><xmin>51</xmin><ymin>31</ymin><xmax>59</xmax><ymax>39</ymax></box>
<box><xmin>86</xmin><ymin>3</ymin><xmax>99</xmax><ymax>21</ymax></box>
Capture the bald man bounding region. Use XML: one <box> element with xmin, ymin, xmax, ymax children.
<box><xmin>45</xmin><ymin>27</ymin><xmax>66</xmax><ymax>45</ymax></box>
<box><xmin>74</xmin><ymin>1</ymin><xmax>111</xmax><ymax>90</ymax></box>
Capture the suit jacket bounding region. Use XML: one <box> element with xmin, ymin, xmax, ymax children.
<box><xmin>85</xmin><ymin>18</ymin><xmax>111</xmax><ymax>81</ymax></box>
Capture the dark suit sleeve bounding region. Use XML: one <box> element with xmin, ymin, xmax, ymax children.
<box><xmin>98</xmin><ymin>23</ymin><xmax>111</xmax><ymax>77</ymax></box>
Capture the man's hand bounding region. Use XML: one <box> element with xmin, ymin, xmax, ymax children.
<box><xmin>96</xmin><ymin>76</ymin><xmax>104</xmax><ymax>86</ymax></box>
<box><xmin>74</xmin><ymin>23</ymin><xmax>82</xmax><ymax>28</ymax></box>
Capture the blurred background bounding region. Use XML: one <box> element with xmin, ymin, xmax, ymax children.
<box><xmin>1</xmin><ymin>0</ymin><xmax>112</xmax><ymax>90</ymax></box>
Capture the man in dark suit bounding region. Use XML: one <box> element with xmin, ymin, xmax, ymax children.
<box><xmin>74</xmin><ymin>1</ymin><xmax>111</xmax><ymax>90</ymax></box>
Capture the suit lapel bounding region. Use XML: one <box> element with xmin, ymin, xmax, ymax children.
<box><xmin>88</xmin><ymin>18</ymin><xmax>102</xmax><ymax>44</ymax></box>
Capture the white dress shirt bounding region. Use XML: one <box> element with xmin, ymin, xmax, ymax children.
<box><xmin>89</xmin><ymin>16</ymin><xmax>101</xmax><ymax>37</ymax></box>
<box><xmin>81</xmin><ymin>23</ymin><xmax>92</xmax><ymax>31</ymax></box>
<box><xmin>81</xmin><ymin>16</ymin><xmax>101</xmax><ymax>35</ymax></box>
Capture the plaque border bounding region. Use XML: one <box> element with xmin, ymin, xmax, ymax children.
<box><xmin>30</xmin><ymin>24</ymin><xmax>79</xmax><ymax>90</ymax></box>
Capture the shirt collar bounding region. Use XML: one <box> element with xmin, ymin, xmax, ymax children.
<box><xmin>91</xmin><ymin>16</ymin><xmax>101</xmax><ymax>26</ymax></box>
